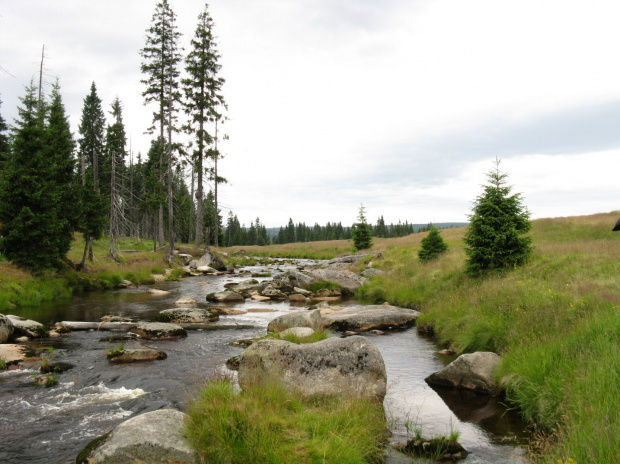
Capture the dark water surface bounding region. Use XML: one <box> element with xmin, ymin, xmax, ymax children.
<box><xmin>1</xmin><ymin>262</ymin><xmax>530</xmax><ymax>463</ymax></box>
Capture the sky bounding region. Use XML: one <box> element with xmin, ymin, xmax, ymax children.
<box><xmin>1</xmin><ymin>0</ymin><xmax>619</xmax><ymax>228</ymax></box>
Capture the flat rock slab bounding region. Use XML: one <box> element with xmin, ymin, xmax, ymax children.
<box><xmin>108</xmin><ymin>348</ymin><xmax>167</xmax><ymax>363</ymax></box>
<box><xmin>321</xmin><ymin>305</ymin><xmax>420</xmax><ymax>331</ymax></box>
<box><xmin>159</xmin><ymin>308</ymin><xmax>219</xmax><ymax>323</ymax></box>
<box><xmin>130</xmin><ymin>323</ymin><xmax>187</xmax><ymax>340</ymax></box>
<box><xmin>238</xmin><ymin>335</ymin><xmax>387</xmax><ymax>401</ymax></box>
<box><xmin>77</xmin><ymin>409</ymin><xmax>196</xmax><ymax>464</ymax></box>
<box><xmin>425</xmin><ymin>352</ymin><xmax>501</xmax><ymax>395</ymax></box>
<box><xmin>0</xmin><ymin>344</ymin><xmax>30</xmax><ymax>365</ymax></box>
<box><xmin>147</xmin><ymin>288</ymin><xmax>170</xmax><ymax>295</ymax></box>
<box><xmin>173</xmin><ymin>297</ymin><xmax>197</xmax><ymax>305</ymax></box>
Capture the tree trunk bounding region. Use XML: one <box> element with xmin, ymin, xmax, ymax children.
<box><xmin>213</xmin><ymin>120</ymin><xmax>219</xmax><ymax>248</ymax></box>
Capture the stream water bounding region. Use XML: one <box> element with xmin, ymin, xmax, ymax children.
<box><xmin>0</xmin><ymin>261</ymin><xmax>530</xmax><ymax>463</ymax></box>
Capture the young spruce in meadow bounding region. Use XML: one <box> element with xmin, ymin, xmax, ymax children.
<box><xmin>418</xmin><ymin>225</ymin><xmax>448</xmax><ymax>262</ymax></box>
<box><xmin>464</xmin><ymin>158</ymin><xmax>531</xmax><ymax>276</ymax></box>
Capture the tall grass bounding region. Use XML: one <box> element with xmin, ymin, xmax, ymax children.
<box><xmin>185</xmin><ymin>377</ymin><xmax>387</xmax><ymax>464</ymax></box>
<box><xmin>356</xmin><ymin>211</ymin><xmax>620</xmax><ymax>463</ymax></box>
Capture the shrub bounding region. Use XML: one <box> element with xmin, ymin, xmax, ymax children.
<box><xmin>418</xmin><ymin>226</ymin><xmax>448</xmax><ymax>262</ymax></box>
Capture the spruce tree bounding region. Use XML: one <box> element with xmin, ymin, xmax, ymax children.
<box><xmin>0</xmin><ymin>82</ymin><xmax>69</xmax><ymax>270</ymax></box>
<box><xmin>105</xmin><ymin>98</ymin><xmax>127</xmax><ymax>260</ymax></box>
<box><xmin>352</xmin><ymin>205</ymin><xmax>373</xmax><ymax>251</ymax></box>
<box><xmin>418</xmin><ymin>226</ymin><xmax>448</xmax><ymax>262</ymax></box>
<box><xmin>141</xmin><ymin>0</ymin><xmax>183</xmax><ymax>262</ymax></box>
<box><xmin>43</xmin><ymin>80</ymin><xmax>76</xmax><ymax>261</ymax></box>
<box><xmin>77</xmin><ymin>82</ymin><xmax>106</xmax><ymax>265</ymax></box>
<box><xmin>183</xmin><ymin>4</ymin><xmax>227</xmax><ymax>248</ymax></box>
<box><xmin>464</xmin><ymin>158</ymin><xmax>532</xmax><ymax>276</ymax></box>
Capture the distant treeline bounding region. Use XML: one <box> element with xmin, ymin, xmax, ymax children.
<box><xmin>219</xmin><ymin>215</ymin><xmax>468</xmax><ymax>247</ymax></box>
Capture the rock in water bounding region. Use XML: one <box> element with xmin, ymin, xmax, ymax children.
<box><xmin>425</xmin><ymin>352</ymin><xmax>501</xmax><ymax>395</ymax></box>
<box><xmin>267</xmin><ymin>309</ymin><xmax>321</xmax><ymax>332</ymax></box>
<box><xmin>6</xmin><ymin>315</ymin><xmax>45</xmax><ymax>338</ymax></box>
<box><xmin>159</xmin><ymin>308</ymin><xmax>219</xmax><ymax>323</ymax></box>
<box><xmin>194</xmin><ymin>251</ymin><xmax>226</xmax><ymax>271</ymax></box>
<box><xmin>238</xmin><ymin>335</ymin><xmax>387</xmax><ymax>401</ymax></box>
<box><xmin>0</xmin><ymin>314</ymin><xmax>14</xmax><ymax>343</ymax></box>
<box><xmin>107</xmin><ymin>348</ymin><xmax>167</xmax><ymax>363</ymax></box>
<box><xmin>206</xmin><ymin>290</ymin><xmax>245</xmax><ymax>303</ymax></box>
<box><xmin>321</xmin><ymin>305</ymin><xmax>420</xmax><ymax>332</ymax></box>
<box><xmin>76</xmin><ymin>409</ymin><xmax>196</xmax><ymax>464</ymax></box>
<box><xmin>129</xmin><ymin>323</ymin><xmax>187</xmax><ymax>340</ymax></box>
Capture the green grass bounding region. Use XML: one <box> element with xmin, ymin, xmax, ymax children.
<box><xmin>356</xmin><ymin>211</ymin><xmax>620</xmax><ymax>463</ymax></box>
<box><xmin>305</xmin><ymin>281</ymin><xmax>343</xmax><ymax>293</ymax></box>
<box><xmin>185</xmin><ymin>377</ymin><xmax>387</xmax><ymax>464</ymax></box>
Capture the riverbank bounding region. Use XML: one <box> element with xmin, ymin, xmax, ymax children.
<box><xmin>353</xmin><ymin>212</ymin><xmax>619</xmax><ymax>464</ymax></box>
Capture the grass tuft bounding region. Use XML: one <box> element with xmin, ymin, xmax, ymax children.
<box><xmin>185</xmin><ymin>377</ymin><xmax>387</xmax><ymax>464</ymax></box>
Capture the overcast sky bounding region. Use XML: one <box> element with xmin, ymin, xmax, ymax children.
<box><xmin>1</xmin><ymin>0</ymin><xmax>619</xmax><ymax>228</ymax></box>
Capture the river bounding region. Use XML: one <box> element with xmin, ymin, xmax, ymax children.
<box><xmin>0</xmin><ymin>260</ymin><xmax>530</xmax><ymax>463</ymax></box>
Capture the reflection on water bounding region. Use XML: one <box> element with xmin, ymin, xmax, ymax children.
<box><xmin>1</xmin><ymin>261</ymin><xmax>530</xmax><ymax>464</ymax></box>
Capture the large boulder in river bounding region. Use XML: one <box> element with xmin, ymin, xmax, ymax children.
<box><xmin>206</xmin><ymin>290</ymin><xmax>245</xmax><ymax>303</ymax></box>
<box><xmin>321</xmin><ymin>305</ymin><xmax>420</xmax><ymax>332</ymax></box>
<box><xmin>267</xmin><ymin>309</ymin><xmax>321</xmax><ymax>332</ymax></box>
<box><xmin>6</xmin><ymin>315</ymin><xmax>45</xmax><ymax>338</ymax></box>
<box><xmin>76</xmin><ymin>409</ymin><xmax>196</xmax><ymax>464</ymax></box>
<box><xmin>238</xmin><ymin>336</ymin><xmax>387</xmax><ymax>401</ymax></box>
<box><xmin>159</xmin><ymin>308</ymin><xmax>219</xmax><ymax>323</ymax></box>
<box><xmin>425</xmin><ymin>352</ymin><xmax>501</xmax><ymax>395</ymax></box>
<box><xmin>193</xmin><ymin>250</ymin><xmax>226</xmax><ymax>271</ymax></box>
<box><xmin>225</xmin><ymin>279</ymin><xmax>270</xmax><ymax>297</ymax></box>
<box><xmin>0</xmin><ymin>314</ymin><xmax>14</xmax><ymax>343</ymax></box>
<box><xmin>306</xmin><ymin>269</ymin><xmax>369</xmax><ymax>294</ymax></box>
<box><xmin>129</xmin><ymin>322</ymin><xmax>187</xmax><ymax>340</ymax></box>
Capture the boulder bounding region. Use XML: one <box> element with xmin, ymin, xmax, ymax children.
<box><xmin>77</xmin><ymin>409</ymin><xmax>197</xmax><ymax>464</ymax></box>
<box><xmin>225</xmin><ymin>279</ymin><xmax>269</xmax><ymax>297</ymax></box>
<box><xmin>288</xmin><ymin>294</ymin><xmax>307</xmax><ymax>304</ymax></box>
<box><xmin>250</xmin><ymin>294</ymin><xmax>271</xmax><ymax>301</ymax></box>
<box><xmin>293</xmin><ymin>287</ymin><xmax>312</xmax><ymax>296</ymax></box>
<box><xmin>238</xmin><ymin>336</ymin><xmax>386</xmax><ymax>400</ymax></box>
<box><xmin>424</xmin><ymin>352</ymin><xmax>501</xmax><ymax>395</ymax></box>
<box><xmin>280</xmin><ymin>327</ymin><xmax>315</xmax><ymax>338</ymax></box>
<box><xmin>177</xmin><ymin>253</ymin><xmax>193</xmax><ymax>265</ymax></box>
<box><xmin>276</xmin><ymin>270</ymin><xmax>314</xmax><ymax>289</ymax></box>
<box><xmin>159</xmin><ymin>308</ymin><xmax>218</xmax><ymax>323</ymax></box>
<box><xmin>0</xmin><ymin>314</ymin><xmax>14</xmax><ymax>343</ymax></box>
<box><xmin>129</xmin><ymin>323</ymin><xmax>187</xmax><ymax>340</ymax></box>
<box><xmin>206</xmin><ymin>290</ymin><xmax>245</xmax><ymax>303</ymax></box>
<box><xmin>147</xmin><ymin>288</ymin><xmax>170</xmax><ymax>295</ymax></box>
<box><xmin>194</xmin><ymin>251</ymin><xmax>226</xmax><ymax>271</ymax></box>
<box><xmin>6</xmin><ymin>315</ymin><xmax>45</xmax><ymax>338</ymax></box>
<box><xmin>321</xmin><ymin>305</ymin><xmax>420</xmax><ymax>331</ymax></box>
<box><xmin>196</xmin><ymin>265</ymin><xmax>218</xmax><ymax>274</ymax></box>
<box><xmin>327</xmin><ymin>254</ymin><xmax>373</xmax><ymax>265</ymax></box>
<box><xmin>261</xmin><ymin>285</ymin><xmax>287</xmax><ymax>300</ymax></box>
<box><xmin>173</xmin><ymin>297</ymin><xmax>197</xmax><ymax>306</ymax></box>
<box><xmin>267</xmin><ymin>309</ymin><xmax>321</xmax><ymax>332</ymax></box>
<box><xmin>108</xmin><ymin>348</ymin><xmax>167</xmax><ymax>363</ymax></box>
<box><xmin>306</xmin><ymin>269</ymin><xmax>369</xmax><ymax>294</ymax></box>
<box><xmin>116</xmin><ymin>280</ymin><xmax>136</xmax><ymax>289</ymax></box>
<box><xmin>361</xmin><ymin>268</ymin><xmax>384</xmax><ymax>277</ymax></box>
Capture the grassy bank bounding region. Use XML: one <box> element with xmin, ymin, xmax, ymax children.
<box><xmin>356</xmin><ymin>212</ymin><xmax>619</xmax><ymax>463</ymax></box>
<box><xmin>185</xmin><ymin>377</ymin><xmax>387</xmax><ymax>464</ymax></box>
<box><xmin>0</xmin><ymin>234</ymin><xmax>175</xmax><ymax>312</ymax></box>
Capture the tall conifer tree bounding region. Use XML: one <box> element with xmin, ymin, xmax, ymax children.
<box><xmin>0</xmin><ymin>96</ymin><xmax>9</xmax><ymax>166</ymax></box>
<box><xmin>77</xmin><ymin>82</ymin><xmax>106</xmax><ymax>264</ymax></box>
<box><xmin>141</xmin><ymin>0</ymin><xmax>182</xmax><ymax>262</ymax></box>
<box><xmin>105</xmin><ymin>98</ymin><xmax>127</xmax><ymax>259</ymax></box>
<box><xmin>183</xmin><ymin>3</ymin><xmax>226</xmax><ymax>248</ymax></box>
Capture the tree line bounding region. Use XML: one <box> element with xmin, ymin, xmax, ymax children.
<box><xmin>0</xmin><ymin>1</ymin><xmax>227</xmax><ymax>271</ymax></box>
